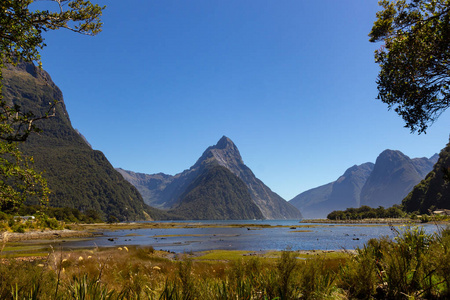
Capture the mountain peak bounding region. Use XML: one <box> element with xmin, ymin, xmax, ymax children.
<box><xmin>215</xmin><ymin>136</ymin><xmax>235</xmax><ymax>149</ymax></box>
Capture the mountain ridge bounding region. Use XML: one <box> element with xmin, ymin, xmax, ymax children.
<box><xmin>289</xmin><ymin>150</ymin><xmax>437</xmax><ymax>219</ymax></box>
<box><xmin>118</xmin><ymin>136</ymin><xmax>302</xmax><ymax>220</ymax></box>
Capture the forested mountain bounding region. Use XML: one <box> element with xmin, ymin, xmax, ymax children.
<box><xmin>402</xmin><ymin>140</ymin><xmax>450</xmax><ymax>213</ymax></box>
<box><xmin>168</xmin><ymin>165</ymin><xmax>264</xmax><ymax>220</ymax></box>
<box><xmin>118</xmin><ymin>136</ymin><xmax>302</xmax><ymax>220</ymax></box>
<box><xmin>289</xmin><ymin>150</ymin><xmax>437</xmax><ymax>219</ymax></box>
<box><xmin>2</xmin><ymin>63</ymin><xmax>165</xmax><ymax>221</ymax></box>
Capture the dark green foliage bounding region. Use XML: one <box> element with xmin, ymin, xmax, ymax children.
<box><xmin>0</xmin><ymin>63</ymin><xmax>162</xmax><ymax>221</ymax></box>
<box><xmin>0</xmin><ymin>0</ymin><xmax>104</xmax><ymax>215</ymax></box>
<box><xmin>169</xmin><ymin>165</ymin><xmax>264</xmax><ymax>220</ymax></box>
<box><xmin>14</xmin><ymin>205</ymin><xmax>102</xmax><ymax>223</ymax></box>
<box><xmin>327</xmin><ymin>205</ymin><xmax>405</xmax><ymax>220</ymax></box>
<box><xmin>370</xmin><ymin>0</ymin><xmax>450</xmax><ymax>133</ymax></box>
<box><xmin>0</xmin><ymin>1</ymin><xmax>104</xmax><ymax>75</ymax></box>
<box><xmin>403</xmin><ymin>139</ymin><xmax>450</xmax><ymax>214</ymax></box>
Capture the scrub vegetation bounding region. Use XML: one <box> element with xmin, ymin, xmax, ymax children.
<box><xmin>1</xmin><ymin>225</ymin><xmax>450</xmax><ymax>299</ymax></box>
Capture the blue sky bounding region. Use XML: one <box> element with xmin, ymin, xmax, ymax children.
<box><xmin>35</xmin><ymin>0</ymin><xmax>450</xmax><ymax>200</ymax></box>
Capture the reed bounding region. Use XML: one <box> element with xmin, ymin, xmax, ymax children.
<box><xmin>1</xmin><ymin>225</ymin><xmax>450</xmax><ymax>299</ymax></box>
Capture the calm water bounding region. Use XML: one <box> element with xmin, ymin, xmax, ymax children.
<box><xmin>63</xmin><ymin>220</ymin><xmax>442</xmax><ymax>253</ymax></box>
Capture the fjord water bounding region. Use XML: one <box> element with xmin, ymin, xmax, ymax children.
<box><xmin>66</xmin><ymin>220</ymin><xmax>441</xmax><ymax>253</ymax></box>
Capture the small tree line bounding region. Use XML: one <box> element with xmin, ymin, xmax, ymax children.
<box><xmin>327</xmin><ymin>205</ymin><xmax>406</xmax><ymax>220</ymax></box>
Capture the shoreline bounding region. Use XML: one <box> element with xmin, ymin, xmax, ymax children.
<box><xmin>0</xmin><ymin>229</ymin><xmax>95</xmax><ymax>243</ymax></box>
<box><xmin>2</xmin><ymin>218</ymin><xmax>445</xmax><ymax>244</ymax></box>
<box><xmin>300</xmin><ymin>218</ymin><xmax>421</xmax><ymax>224</ymax></box>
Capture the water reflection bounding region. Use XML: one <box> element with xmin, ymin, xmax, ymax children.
<box><xmin>63</xmin><ymin>221</ymin><xmax>442</xmax><ymax>253</ymax></box>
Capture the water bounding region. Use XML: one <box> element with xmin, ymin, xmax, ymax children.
<box><xmin>63</xmin><ymin>220</ymin><xmax>443</xmax><ymax>253</ymax></box>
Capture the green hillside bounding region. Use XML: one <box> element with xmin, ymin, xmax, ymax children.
<box><xmin>1</xmin><ymin>63</ymin><xmax>164</xmax><ymax>221</ymax></box>
<box><xmin>169</xmin><ymin>165</ymin><xmax>264</xmax><ymax>220</ymax></box>
<box><xmin>402</xmin><ymin>140</ymin><xmax>450</xmax><ymax>213</ymax></box>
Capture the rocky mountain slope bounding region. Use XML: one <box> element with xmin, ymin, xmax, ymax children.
<box><xmin>289</xmin><ymin>150</ymin><xmax>437</xmax><ymax>219</ymax></box>
<box><xmin>360</xmin><ymin>150</ymin><xmax>436</xmax><ymax>208</ymax></box>
<box><xmin>402</xmin><ymin>140</ymin><xmax>450</xmax><ymax>213</ymax></box>
<box><xmin>168</xmin><ymin>165</ymin><xmax>264</xmax><ymax>220</ymax></box>
<box><xmin>118</xmin><ymin>136</ymin><xmax>302</xmax><ymax>220</ymax></box>
<box><xmin>2</xmin><ymin>63</ymin><xmax>164</xmax><ymax>221</ymax></box>
<box><xmin>290</xmin><ymin>163</ymin><xmax>374</xmax><ymax>219</ymax></box>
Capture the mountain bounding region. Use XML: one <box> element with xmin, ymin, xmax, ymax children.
<box><xmin>1</xmin><ymin>63</ymin><xmax>164</xmax><ymax>221</ymax></box>
<box><xmin>118</xmin><ymin>136</ymin><xmax>302</xmax><ymax>220</ymax></box>
<box><xmin>168</xmin><ymin>165</ymin><xmax>264</xmax><ymax>220</ymax></box>
<box><xmin>289</xmin><ymin>150</ymin><xmax>437</xmax><ymax>219</ymax></box>
<box><xmin>402</xmin><ymin>140</ymin><xmax>450</xmax><ymax>213</ymax></box>
<box><xmin>289</xmin><ymin>163</ymin><xmax>374</xmax><ymax>219</ymax></box>
<box><xmin>360</xmin><ymin>150</ymin><xmax>436</xmax><ymax>208</ymax></box>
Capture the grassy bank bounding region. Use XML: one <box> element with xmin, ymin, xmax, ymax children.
<box><xmin>1</xmin><ymin>224</ymin><xmax>450</xmax><ymax>299</ymax></box>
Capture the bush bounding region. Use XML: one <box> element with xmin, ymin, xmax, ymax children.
<box><xmin>37</xmin><ymin>214</ymin><xmax>62</xmax><ymax>230</ymax></box>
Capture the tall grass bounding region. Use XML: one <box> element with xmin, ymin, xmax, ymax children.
<box><xmin>1</xmin><ymin>225</ymin><xmax>450</xmax><ymax>299</ymax></box>
<box><xmin>340</xmin><ymin>225</ymin><xmax>450</xmax><ymax>299</ymax></box>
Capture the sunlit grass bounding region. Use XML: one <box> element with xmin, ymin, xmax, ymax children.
<box><xmin>194</xmin><ymin>250</ymin><xmax>255</xmax><ymax>261</ymax></box>
<box><xmin>1</xmin><ymin>225</ymin><xmax>449</xmax><ymax>299</ymax></box>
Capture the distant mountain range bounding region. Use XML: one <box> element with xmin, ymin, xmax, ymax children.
<box><xmin>4</xmin><ymin>63</ymin><xmax>445</xmax><ymax>222</ymax></box>
<box><xmin>2</xmin><ymin>63</ymin><xmax>166</xmax><ymax>221</ymax></box>
<box><xmin>117</xmin><ymin>136</ymin><xmax>302</xmax><ymax>220</ymax></box>
<box><xmin>289</xmin><ymin>150</ymin><xmax>438</xmax><ymax>219</ymax></box>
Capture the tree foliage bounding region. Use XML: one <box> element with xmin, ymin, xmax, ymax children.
<box><xmin>370</xmin><ymin>0</ymin><xmax>450</xmax><ymax>133</ymax></box>
<box><xmin>0</xmin><ymin>0</ymin><xmax>104</xmax><ymax>73</ymax></box>
<box><xmin>0</xmin><ymin>0</ymin><xmax>104</xmax><ymax>140</ymax></box>
<box><xmin>0</xmin><ymin>141</ymin><xmax>49</xmax><ymax>210</ymax></box>
<box><xmin>327</xmin><ymin>205</ymin><xmax>405</xmax><ymax>220</ymax></box>
<box><xmin>0</xmin><ymin>0</ymin><xmax>104</xmax><ymax>210</ymax></box>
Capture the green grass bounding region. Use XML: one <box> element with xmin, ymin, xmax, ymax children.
<box><xmin>194</xmin><ymin>250</ymin><xmax>255</xmax><ymax>261</ymax></box>
<box><xmin>0</xmin><ymin>225</ymin><xmax>449</xmax><ymax>299</ymax></box>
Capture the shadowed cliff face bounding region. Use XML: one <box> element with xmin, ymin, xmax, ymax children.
<box><xmin>289</xmin><ymin>163</ymin><xmax>374</xmax><ymax>219</ymax></box>
<box><xmin>2</xmin><ymin>63</ymin><xmax>156</xmax><ymax>221</ymax></box>
<box><xmin>118</xmin><ymin>136</ymin><xmax>302</xmax><ymax>220</ymax></box>
<box><xmin>331</xmin><ymin>163</ymin><xmax>375</xmax><ymax>208</ymax></box>
<box><xmin>360</xmin><ymin>150</ymin><xmax>425</xmax><ymax>208</ymax></box>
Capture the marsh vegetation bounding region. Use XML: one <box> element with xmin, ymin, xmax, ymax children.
<box><xmin>1</xmin><ymin>225</ymin><xmax>450</xmax><ymax>299</ymax></box>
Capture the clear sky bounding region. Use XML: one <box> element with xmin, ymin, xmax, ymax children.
<box><xmin>34</xmin><ymin>0</ymin><xmax>450</xmax><ymax>200</ymax></box>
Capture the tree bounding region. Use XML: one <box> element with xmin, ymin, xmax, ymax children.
<box><xmin>0</xmin><ymin>141</ymin><xmax>50</xmax><ymax>211</ymax></box>
<box><xmin>370</xmin><ymin>0</ymin><xmax>450</xmax><ymax>133</ymax></box>
<box><xmin>0</xmin><ymin>0</ymin><xmax>104</xmax><ymax>210</ymax></box>
<box><xmin>0</xmin><ymin>0</ymin><xmax>105</xmax><ymax>135</ymax></box>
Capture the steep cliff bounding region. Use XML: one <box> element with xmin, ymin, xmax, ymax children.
<box><xmin>2</xmin><ymin>63</ymin><xmax>161</xmax><ymax>221</ymax></box>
